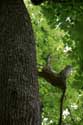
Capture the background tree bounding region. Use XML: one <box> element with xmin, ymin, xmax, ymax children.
<box><xmin>26</xmin><ymin>1</ymin><xmax>83</xmax><ymax>125</ymax></box>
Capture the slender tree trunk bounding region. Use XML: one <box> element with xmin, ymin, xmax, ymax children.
<box><xmin>0</xmin><ymin>0</ymin><xmax>40</xmax><ymax>124</ymax></box>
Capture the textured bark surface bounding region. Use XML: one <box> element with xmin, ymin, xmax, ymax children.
<box><xmin>0</xmin><ymin>0</ymin><xmax>40</xmax><ymax>124</ymax></box>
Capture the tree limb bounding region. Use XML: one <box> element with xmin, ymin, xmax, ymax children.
<box><xmin>38</xmin><ymin>65</ymin><xmax>72</xmax><ymax>90</ymax></box>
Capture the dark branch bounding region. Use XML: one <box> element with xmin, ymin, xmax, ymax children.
<box><xmin>38</xmin><ymin>64</ymin><xmax>72</xmax><ymax>125</ymax></box>
<box><xmin>31</xmin><ymin>0</ymin><xmax>46</xmax><ymax>5</ymax></box>
<box><xmin>58</xmin><ymin>89</ymin><xmax>66</xmax><ymax>125</ymax></box>
<box><xmin>31</xmin><ymin>0</ymin><xmax>83</xmax><ymax>5</ymax></box>
<box><xmin>38</xmin><ymin>65</ymin><xmax>72</xmax><ymax>90</ymax></box>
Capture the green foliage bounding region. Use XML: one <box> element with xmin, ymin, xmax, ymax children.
<box><xmin>25</xmin><ymin>1</ymin><xmax>83</xmax><ymax>124</ymax></box>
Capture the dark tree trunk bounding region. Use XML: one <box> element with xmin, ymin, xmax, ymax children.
<box><xmin>0</xmin><ymin>0</ymin><xmax>40</xmax><ymax>125</ymax></box>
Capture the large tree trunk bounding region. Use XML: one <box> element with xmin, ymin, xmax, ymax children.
<box><xmin>0</xmin><ymin>0</ymin><xmax>40</xmax><ymax>124</ymax></box>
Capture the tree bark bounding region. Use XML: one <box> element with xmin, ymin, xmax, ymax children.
<box><xmin>0</xmin><ymin>0</ymin><xmax>40</xmax><ymax>125</ymax></box>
